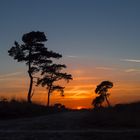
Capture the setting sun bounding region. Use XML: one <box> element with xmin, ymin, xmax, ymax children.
<box><xmin>76</xmin><ymin>106</ymin><xmax>84</xmax><ymax>110</ymax></box>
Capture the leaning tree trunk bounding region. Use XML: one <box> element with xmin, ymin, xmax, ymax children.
<box><xmin>27</xmin><ymin>48</ymin><xmax>33</xmax><ymax>103</ymax></box>
<box><xmin>105</xmin><ymin>96</ymin><xmax>110</xmax><ymax>107</ymax></box>
<box><xmin>27</xmin><ymin>71</ymin><xmax>33</xmax><ymax>103</ymax></box>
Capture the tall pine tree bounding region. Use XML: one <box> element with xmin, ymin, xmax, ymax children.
<box><xmin>8</xmin><ymin>31</ymin><xmax>61</xmax><ymax>103</ymax></box>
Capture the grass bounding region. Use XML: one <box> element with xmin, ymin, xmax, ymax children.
<box><xmin>0</xmin><ymin>97</ymin><xmax>68</xmax><ymax>119</ymax></box>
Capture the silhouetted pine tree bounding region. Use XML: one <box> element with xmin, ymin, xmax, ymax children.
<box><xmin>37</xmin><ymin>63</ymin><xmax>72</xmax><ymax>106</ymax></box>
<box><xmin>8</xmin><ymin>31</ymin><xmax>61</xmax><ymax>103</ymax></box>
<box><xmin>92</xmin><ymin>81</ymin><xmax>113</xmax><ymax>108</ymax></box>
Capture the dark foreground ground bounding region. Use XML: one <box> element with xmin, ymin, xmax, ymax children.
<box><xmin>0</xmin><ymin>110</ymin><xmax>140</xmax><ymax>140</ymax></box>
<box><xmin>0</xmin><ymin>129</ymin><xmax>140</xmax><ymax>140</ymax></box>
<box><xmin>1</xmin><ymin>100</ymin><xmax>140</xmax><ymax>139</ymax></box>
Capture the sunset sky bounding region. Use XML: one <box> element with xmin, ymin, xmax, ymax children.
<box><xmin>0</xmin><ymin>0</ymin><xmax>140</xmax><ymax>109</ymax></box>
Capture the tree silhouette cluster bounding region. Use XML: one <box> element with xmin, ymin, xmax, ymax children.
<box><xmin>92</xmin><ymin>81</ymin><xmax>113</xmax><ymax>108</ymax></box>
<box><xmin>8</xmin><ymin>31</ymin><xmax>72</xmax><ymax>106</ymax></box>
<box><xmin>8</xmin><ymin>31</ymin><xmax>114</xmax><ymax>109</ymax></box>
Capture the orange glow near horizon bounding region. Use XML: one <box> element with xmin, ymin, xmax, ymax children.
<box><xmin>76</xmin><ymin>106</ymin><xmax>84</xmax><ymax>110</ymax></box>
<box><xmin>0</xmin><ymin>63</ymin><xmax>140</xmax><ymax>109</ymax></box>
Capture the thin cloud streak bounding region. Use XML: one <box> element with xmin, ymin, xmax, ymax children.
<box><xmin>120</xmin><ymin>59</ymin><xmax>140</xmax><ymax>63</ymax></box>
<box><xmin>96</xmin><ymin>67</ymin><xmax>115</xmax><ymax>71</ymax></box>
<box><xmin>66</xmin><ymin>55</ymin><xmax>78</xmax><ymax>58</ymax></box>
<box><xmin>125</xmin><ymin>69</ymin><xmax>140</xmax><ymax>73</ymax></box>
<box><xmin>74</xmin><ymin>77</ymin><xmax>99</xmax><ymax>81</ymax></box>
<box><xmin>0</xmin><ymin>72</ymin><xmax>23</xmax><ymax>78</ymax></box>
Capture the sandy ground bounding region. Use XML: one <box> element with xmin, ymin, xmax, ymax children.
<box><xmin>0</xmin><ymin>111</ymin><xmax>140</xmax><ymax>140</ymax></box>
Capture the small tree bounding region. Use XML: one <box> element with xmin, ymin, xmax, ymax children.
<box><xmin>8</xmin><ymin>31</ymin><xmax>61</xmax><ymax>103</ymax></box>
<box><xmin>37</xmin><ymin>63</ymin><xmax>72</xmax><ymax>106</ymax></box>
<box><xmin>92</xmin><ymin>94</ymin><xmax>104</xmax><ymax>108</ymax></box>
<box><xmin>92</xmin><ymin>81</ymin><xmax>113</xmax><ymax>108</ymax></box>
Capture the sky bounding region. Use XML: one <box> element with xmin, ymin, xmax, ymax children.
<box><xmin>0</xmin><ymin>0</ymin><xmax>140</xmax><ymax>109</ymax></box>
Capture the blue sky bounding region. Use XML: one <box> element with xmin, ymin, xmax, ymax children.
<box><xmin>0</xmin><ymin>0</ymin><xmax>140</xmax><ymax>107</ymax></box>
<box><xmin>0</xmin><ymin>0</ymin><xmax>140</xmax><ymax>68</ymax></box>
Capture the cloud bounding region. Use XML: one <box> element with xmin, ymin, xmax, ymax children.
<box><xmin>74</xmin><ymin>77</ymin><xmax>99</xmax><ymax>81</ymax></box>
<box><xmin>66</xmin><ymin>55</ymin><xmax>78</xmax><ymax>58</ymax></box>
<box><xmin>64</xmin><ymin>91</ymin><xmax>93</xmax><ymax>99</ymax></box>
<box><xmin>96</xmin><ymin>67</ymin><xmax>115</xmax><ymax>71</ymax></box>
<box><xmin>0</xmin><ymin>72</ymin><xmax>23</xmax><ymax>78</ymax></box>
<box><xmin>120</xmin><ymin>59</ymin><xmax>140</xmax><ymax>63</ymax></box>
<box><xmin>125</xmin><ymin>69</ymin><xmax>140</xmax><ymax>73</ymax></box>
